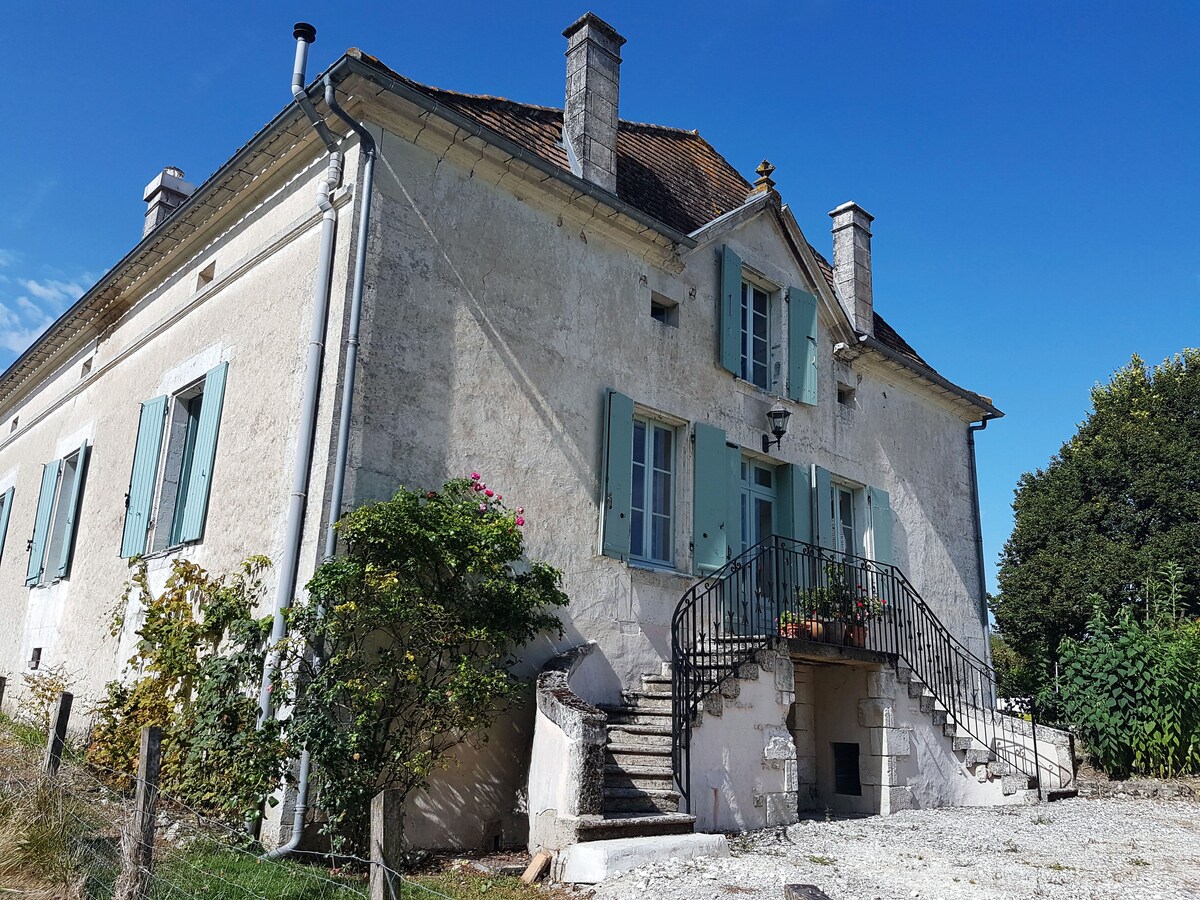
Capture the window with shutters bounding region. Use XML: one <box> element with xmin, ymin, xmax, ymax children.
<box><xmin>630</xmin><ymin>417</ymin><xmax>675</xmax><ymax>566</ymax></box>
<box><xmin>27</xmin><ymin>442</ymin><xmax>90</xmax><ymax>586</ymax></box>
<box><xmin>739</xmin><ymin>280</ymin><xmax>776</xmax><ymax>389</ymax></box>
<box><xmin>121</xmin><ymin>362</ymin><xmax>228</xmax><ymax>558</ymax></box>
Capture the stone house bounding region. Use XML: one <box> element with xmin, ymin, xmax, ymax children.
<box><xmin>0</xmin><ymin>13</ymin><xmax>1071</xmax><ymax>865</ymax></box>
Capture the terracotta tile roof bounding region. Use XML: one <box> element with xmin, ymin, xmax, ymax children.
<box><xmin>356</xmin><ymin>52</ymin><xmax>935</xmax><ymax>372</ymax></box>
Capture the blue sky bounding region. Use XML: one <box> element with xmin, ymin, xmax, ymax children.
<box><xmin>4</xmin><ymin>2</ymin><xmax>1198</xmax><ymax>591</ymax></box>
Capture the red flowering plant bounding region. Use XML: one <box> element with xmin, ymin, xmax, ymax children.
<box><xmin>843</xmin><ymin>582</ymin><xmax>886</xmax><ymax>625</ymax></box>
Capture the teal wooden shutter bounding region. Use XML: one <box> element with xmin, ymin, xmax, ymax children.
<box><xmin>26</xmin><ymin>461</ymin><xmax>61</xmax><ymax>585</ymax></box>
<box><xmin>600</xmin><ymin>389</ymin><xmax>634</xmax><ymax>559</ymax></box>
<box><xmin>719</xmin><ymin>245</ymin><xmax>742</xmax><ymax>374</ymax></box>
<box><xmin>0</xmin><ymin>486</ymin><xmax>14</xmax><ymax>564</ymax></box>
<box><xmin>868</xmin><ymin>486</ymin><xmax>893</xmax><ymax>565</ymax></box>
<box><xmin>812</xmin><ymin>464</ymin><xmax>834</xmax><ymax>549</ymax></box>
<box><xmin>55</xmin><ymin>441</ymin><xmax>90</xmax><ymax>579</ymax></box>
<box><xmin>777</xmin><ymin>463</ymin><xmax>813</xmax><ymax>544</ymax></box>
<box><xmin>787</xmin><ymin>287</ymin><xmax>819</xmax><ymax>405</ymax></box>
<box><xmin>177</xmin><ymin>362</ymin><xmax>228</xmax><ymax>543</ymax></box>
<box><xmin>121</xmin><ymin>396</ymin><xmax>168</xmax><ymax>558</ymax></box>
<box><xmin>726</xmin><ymin>441</ymin><xmax>741</xmax><ymax>560</ymax></box>
<box><xmin>693</xmin><ymin>423</ymin><xmax>731</xmax><ymax>574</ymax></box>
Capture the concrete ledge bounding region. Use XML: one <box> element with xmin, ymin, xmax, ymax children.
<box><xmin>556</xmin><ymin>833</ymin><xmax>729</xmax><ymax>883</ymax></box>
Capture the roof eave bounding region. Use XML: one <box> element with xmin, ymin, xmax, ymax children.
<box><xmin>858</xmin><ymin>333</ymin><xmax>1002</xmax><ymax>420</ymax></box>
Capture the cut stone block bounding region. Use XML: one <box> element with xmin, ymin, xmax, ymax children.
<box><xmin>556</xmin><ymin>833</ymin><xmax>729</xmax><ymax>883</ymax></box>
<box><xmin>857</xmin><ymin>698</ymin><xmax>895</xmax><ymax>728</ymax></box>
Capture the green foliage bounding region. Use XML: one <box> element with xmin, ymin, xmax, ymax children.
<box><xmin>797</xmin><ymin>564</ymin><xmax>885</xmax><ymax>623</ymax></box>
<box><xmin>87</xmin><ymin>557</ymin><xmax>288</xmax><ymax>821</ymax></box>
<box><xmin>1058</xmin><ymin>566</ymin><xmax>1200</xmax><ymax>777</ymax></box>
<box><xmin>287</xmin><ymin>476</ymin><xmax>568</xmax><ymax>854</ymax></box>
<box><xmin>994</xmin><ymin>351</ymin><xmax>1200</xmax><ymax>684</ymax></box>
<box><xmin>990</xmin><ymin>632</ymin><xmax>1042</xmax><ymax>703</ymax></box>
<box><xmin>17</xmin><ymin>664</ymin><xmax>72</xmax><ymax>734</ymax></box>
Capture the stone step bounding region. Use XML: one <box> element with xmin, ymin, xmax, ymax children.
<box><xmin>621</xmin><ymin>691</ymin><xmax>672</xmax><ymax>711</ymax></box>
<box><xmin>603</xmin><ymin>787</ymin><xmax>680</xmax><ymax>814</ymax></box>
<box><xmin>605</xmin><ymin>724</ymin><xmax>672</xmax><ymax>747</ymax></box>
<box><xmin>929</xmin><ymin>707</ymin><xmax>947</xmax><ymax>726</ymax></box>
<box><xmin>895</xmin><ymin>664</ymin><xmax>913</xmax><ymax>683</ymax></box>
<box><xmin>1001</xmin><ymin>773</ymin><xmax>1036</xmax><ymax>796</ymax></box>
<box><xmin>641</xmin><ymin>674</ymin><xmax>672</xmax><ymax>694</ymax></box>
<box><xmin>606</xmin><ymin>748</ymin><xmax>670</xmax><ymax>767</ymax></box>
<box><xmin>942</xmin><ymin>722</ymin><xmax>958</xmax><ymax>739</ymax></box>
<box><xmin>606</xmin><ymin>741</ymin><xmax>672</xmax><ymax>758</ymax></box>
<box><xmin>575</xmin><ymin>812</ymin><xmax>695</xmax><ymax>843</ymax></box>
<box><xmin>604</xmin><ymin>766</ymin><xmax>674</xmax><ymax>791</ymax></box>
<box><xmin>557</xmin><ymin>832</ymin><xmax>726</xmax><ymax>884</ymax></box>
<box><xmin>601</xmin><ymin>707</ymin><xmax>672</xmax><ymax>727</ymax></box>
<box><xmin>908</xmin><ymin>681</ymin><xmax>928</xmax><ymax>699</ymax></box>
<box><xmin>605</xmin><ymin>762</ymin><xmax>673</xmax><ymax>778</ymax></box>
<box><xmin>952</xmin><ymin>735</ymin><xmax>977</xmax><ymax>753</ymax></box>
<box><xmin>964</xmin><ymin>747</ymin><xmax>996</xmax><ymax>766</ymax></box>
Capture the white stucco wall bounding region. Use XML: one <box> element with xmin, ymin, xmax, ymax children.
<box><xmin>0</xmin><ymin>138</ymin><xmax>362</xmax><ymax>710</ymax></box>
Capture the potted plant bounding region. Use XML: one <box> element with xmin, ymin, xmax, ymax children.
<box><xmin>778</xmin><ymin>609</ymin><xmax>802</xmax><ymax>639</ymax></box>
<box><xmin>842</xmin><ymin>586</ymin><xmax>886</xmax><ymax>648</ymax></box>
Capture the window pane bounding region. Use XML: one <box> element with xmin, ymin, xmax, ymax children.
<box><xmin>652</xmin><ymin>469</ymin><xmax>671</xmax><ymax>517</ymax></box>
<box><xmin>756</xmin><ymin>497</ymin><xmax>773</xmax><ymax>544</ymax></box>
<box><xmin>630</xmin><ymin>509</ymin><xmax>644</xmax><ymax>558</ymax></box>
<box><xmin>631</xmin><ymin>460</ymin><xmax>645</xmax><ymax>513</ymax></box>
<box><xmin>633</xmin><ymin>421</ymin><xmax>646</xmax><ymax>465</ymax></box>
<box><xmin>651</xmin><ymin>514</ymin><xmax>671</xmax><ymax>562</ymax></box>
<box><xmin>754</xmin><ymin>466</ymin><xmax>773</xmax><ymax>488</ymax></box>
<box><xmin>652</xmin><ymin>426</ymin><xmax>672</xmax><ymax>471</ymax></box>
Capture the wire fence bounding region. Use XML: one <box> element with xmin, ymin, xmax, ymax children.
<box><xmin>0</xmin><ymin>713</ymin><xmax>472</xmax><ymax>900</ymax></box>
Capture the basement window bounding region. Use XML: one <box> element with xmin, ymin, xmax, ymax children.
<box><xmin>28</xmin><ymin>647</ymin><xmax>42</xmax><ymax>671</ymax></box>
<box><xmin>196</xmin><ymin>262</ymin><xmax>216</xmax><ymax>291</ymax></box>
<box><xmin>650</xmin><ymin>292</ymin><xmax>678</xmax><ymax>327</ymax></box>
<box><xmin>9</xmin><ymin>417</ymin><xmax>17</xmax><ymax>434</ymax></box>
<box><xmin>837</xmin><ymin>383</ymin><xmax>856</xmax><ymax>408</ymax></box>
<box><xmin>81</xmin><ymin>358</ymin><xmax>93</xmax><ymax>379</ymax></box>
<box><xmin>832</xmin><ymin>742</ymin><xmax>862</xmax><ymax>795</ymax></box>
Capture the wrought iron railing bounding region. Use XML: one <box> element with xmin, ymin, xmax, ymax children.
<box><xmin>670</xmin><ymin>535</ymin><xmax>1048</xmax><ymax>808</ymax></box>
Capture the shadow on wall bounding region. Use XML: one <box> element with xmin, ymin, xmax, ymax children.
<box><xmin>402</xmin><ymin>692</ymin><xmax>537</xmax><ymax>850</ymax></box>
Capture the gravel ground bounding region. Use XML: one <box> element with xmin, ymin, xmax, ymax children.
<box><xmin>587</xmin><ymin>796</ymin><xmax>1200</xmax><ymax>900</ymax></box>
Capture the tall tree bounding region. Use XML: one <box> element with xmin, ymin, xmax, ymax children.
<box><xmin>993</xmin><ymin>351</ymin><xmax>1200</xmax><ymax>681</ymax></box>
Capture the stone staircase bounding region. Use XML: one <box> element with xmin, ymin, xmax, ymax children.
<box><xmin>595</xmin><ymin>669</ymin><xmax>693</xmax><ymax>836</ymax></box>
<box><xmin>894</xmin><ymin>662</ymin><xmax>1041</xmax><ymax>798</ymax></box>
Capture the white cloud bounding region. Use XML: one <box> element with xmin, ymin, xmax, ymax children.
<box><xmin>0</xmin><ymin>267</ymin><xmax>92</xmax><ymax>363</ymax></box>
<box><xmin>0</xmin><ymin>249</ymin><xmax>16</xmax><ymax>268</ymax></box>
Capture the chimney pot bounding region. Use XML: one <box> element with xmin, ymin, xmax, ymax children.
<box><xmin>829</xmin><ymin>201</ymin><xmax>874</xmax><ymax>336</ymax></box>
<box><xmin>143</xmin><ymin>166</ymin><xmax>195</xmax><ymax>237</ymax></box>
<box><xmin>562</xmin><ymin>12</ymin><xmax>626</xmax><ymax>195</ymax></box>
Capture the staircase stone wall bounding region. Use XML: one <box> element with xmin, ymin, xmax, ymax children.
<box><xmin>688</xmin><ymin>640</ymin><xmax>798</xmax><ymax>833</ymax></box>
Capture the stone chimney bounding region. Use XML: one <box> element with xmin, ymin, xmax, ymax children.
<box><xmin>563</xmin><ymin>12</ymin><xmax>625</xmax><ymax>194</ymax></box>
<box><xmin>829</xmin><ymin>202</ymin><xmax>875</xmax><ymax>336</ymax></box>
<box><xmin>143</xmin><ymin>166</ymin><xmax>195</xmax><ymax>237</ymax></box>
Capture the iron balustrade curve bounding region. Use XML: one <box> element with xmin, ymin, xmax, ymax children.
<box><xmin>670</xmin><ymin>535</ymin><xmax>1047</xmax><ymax>810</ymax></box>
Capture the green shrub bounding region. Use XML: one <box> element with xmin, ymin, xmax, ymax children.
<box><xmin>287</xmin><ymin>475</ymin><xmax>569</xmax><ymax>853</ymax></box>
<box><xmin>1059</xmin><ymin>565</ymin><xmax>1200</xmax><ymax>776</ymax></box>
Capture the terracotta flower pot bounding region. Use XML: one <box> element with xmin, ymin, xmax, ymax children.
<box><xmin>845</xmin><ymin>625</ymin><xmax>867</xmax><ymax>648</ymax></box>
<box><xmin>799</xmin><ymin>618</ymin><xmax>825</xmax><ymax>642</ymax></box>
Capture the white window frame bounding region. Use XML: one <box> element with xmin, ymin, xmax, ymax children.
<box><xmin>35</xmin><ymin>448</ymin><xmax>83</xmax><ymax>585</ymax></box>
<box><xmin>149</xmin><ymin>378</ymin><xmax>206</xmax><ymax>552</ymax></box>
<box><xmin>629</xmin><ymin>416</ymin><xmax>676</xmax><ymax>567</ymax></box>
<box><xmin>739</xmin><ymin>275</ymin><xmax>782</xmax><ymax>391</ymax></box>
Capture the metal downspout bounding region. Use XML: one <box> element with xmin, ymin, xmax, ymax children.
<box><xmin>264</xmin><ymin>76</ymin><xmax>378</xmax><ymax>862</ymax></box>
<box><xmin>969</xmin><ymin>414</ymin><xmax>997</xmax><ymax>679</ymax></box>
<box><xmin>257</xmin><ymin>22</ymin><xmax>343</xmax><ymax>727</ymax></box>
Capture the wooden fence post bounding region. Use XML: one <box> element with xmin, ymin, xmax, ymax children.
<box><xmin>116</xmin><ymin>725</ymin><xmax>162</xmax><ymax>900</ymax></box>
<box><xmin>370</xmin><ymin>789</ymin><xmax>403</xmax><ymax>900</ymax></box>
<box><xmin>43</xmin><ymin>691</ymin><xmax>73</xmax><ymax>775</ymax></box>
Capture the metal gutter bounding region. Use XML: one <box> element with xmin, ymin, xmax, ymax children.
<box><xmin>857</xmin><ymin>333</ymin><xmax>1003</xmax><ymax>419</ymax></box>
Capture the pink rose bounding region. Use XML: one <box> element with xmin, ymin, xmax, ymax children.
<box><xmin>479</xmin><ymin>502</ymin><xmax>488</xmax><ymax>512</ymax></box>
<box><xmin>470</xmin><ymin>472</ymin><xmax>481</xmax><ymax>481</ymax></box>
<box><xmin>485</xmin><ymin>488</ymin><xmax>494</xmax><ymax>497</ymax></box>
<box><xmin>496</xmin><ymin>494</ymin><xmax>502</xmax><ymax>501</ymax></box>
<box><xmin>515</xmin><ymin>516</ymin><xmax>525</xmax><ymax>526</ymax></box>
<box><xmin>517</xmin><ymin>507</ymin><xmax>524</xmax><ymax>514</ymax></box>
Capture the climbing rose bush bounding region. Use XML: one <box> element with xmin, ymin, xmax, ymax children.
<box><xmin>286</xmin><ymin>475</ymin><xmax>568</xmax><ymax>853</ymax></box>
